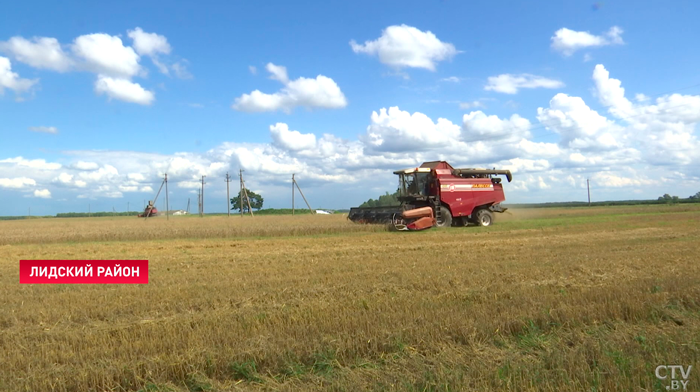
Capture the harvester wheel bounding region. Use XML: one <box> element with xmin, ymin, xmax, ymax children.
<box><xmin>475</xmin><ymin>209</ymin><xmax>493</xmax><ymax>227</ymax></box>
<box><xmin>436</xmin><ymin>206</ymin><xmax>452</xmax><ymax>228</ymax></box>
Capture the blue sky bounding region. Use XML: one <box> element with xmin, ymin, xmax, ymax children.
<box><xmin>1</xmin><ymin>0</ymin><xmax>700</xmax><ymax>216</ymax></box>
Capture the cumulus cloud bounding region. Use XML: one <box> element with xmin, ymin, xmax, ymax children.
<box><xmin>462</xmin><ymin>111</ymin><xmax>531</xmax><ymax>142</ymax></box>
<box><xmin>232</xmin><ymin>63</ymin><xmax>347</xmax><ymax>113</ymax></box>
<box><xmin>71</xmin><ymin>33</ymin><xmax>142</xmax><ymax>78</ymax></box>
<box><xmin>94</xmin><ymin>75</ymin><xmax>155</xmax><ymax>105</ymax></box>
<box><xmin>0</xmin><ymin>56</ymin><xmax>38</xmax><ymax>94</ymax></box>
<box><xmin>537</xmin><ymin>92</ymin><xmax>624</xmax><ymax>150</ymax></box>
<box><xmin>485</xmin><ymin>74</ymin><xmax>564</xmax><ymax>94</ymax></box>
<box><xmin>73</xmin><ymin>161</ymin><xmax>99</xmax><ymax>170</ymax></box>
<box><xmin>0</xmin><ymin>177</ymin><xmax>36</xmax><ymax>189</ymax></box>
<box><xmin>28</xmin><ymin>126</ymin><xmax>58</xmax><ymax>134</ymax></box>
<box><xmin>591</xmin><ymin>64</ymin><xmax>700</xmax><ymax>166</ymax></box>
<box><xmin>0</xmin><ymin>157</ymin><xmax>61</xmax><ymax>170</ymax></box>
<box><xmin>270</xmin><ymin>123</ymin><xmax>317</xmax><ymax>151</ymax></box>
<box><xmin>33</xmin><ymin>189</ymin><xmax>51</xmax><ymax>198</ymax></box>
<box><xmin>0</xmin><ymin>36</ymin><xmax>73</xmax><ymax>72</ymax></box>
<box><xmin>3</xmin><ymin>64</ymin><xmax>699</xmax><ymax>206</ymax></box>
<box><xmin>551</xmin><ymin>26</ymin><xmax>624</xmax><ymax>56</ymax></box>
<box><xmin>362</xmin><ymin>106</ymin><xmax>461</xmax><ymax>152</ymax></box>
<box><xmin>350</xmin><ymin>24</ymin><xmax>458</xmax><ymax>71</ymax></box>
<box><xmin>1</xmin><ymin>28</ymin><xmax>184</xmax><ymax>103</ymax></box>
<box><xmin>127</xmin><ymin>27</ymin><xmax>171</xmax><ymax>57</ymax></box>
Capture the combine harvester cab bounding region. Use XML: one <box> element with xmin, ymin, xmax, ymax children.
<box><xmin>348</xmin><ymin>161</ymin><xmax>512</xmax><ymax>231</ymax></box>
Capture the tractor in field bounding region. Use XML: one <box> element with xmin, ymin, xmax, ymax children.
<box><xmin>138</xmin><ymin>201</ymin><xmax>158</xmax><ymax>218</ymax></box>
<box><xmin>348</xmin><ymin>161</ymin><xmax>512</xmax><ymax>231</ymax></box>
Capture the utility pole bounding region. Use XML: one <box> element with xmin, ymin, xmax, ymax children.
<box><xmin>225</xmin><ymin>172</ymin><xmax>232</xmax><ymax>217</ymax></box>
<box><xmin>127</xmin><ymin>202</ymin><xmax>130</xmax><ymax>214</ymax></box>
<box><xmin>197</xmin><ymin>189</ymin><xmax>201</xmax><ymax>216</ymax></box>
<box><xmin>587</xmin><ymin>178</ymin><xmax>591</xmax><ymax>206</ymax></box>
<box><xmin>292</xmin><ymin>175</ymin><xmax>314</xmax><ymax>214</ymax></box>
<box><xmin>200</xmin><ymin>175</ymin><xmax>206</xmax><ymax>217</ymax></box>
<box><xmin>239</xmin><ymin>169</ymin><xmax>244</xmax><ymax>217</ymax></box>
<box><xmin>186</xmin><ymin>198</ymin><xmax>190</xmax><ymax>214</ymax></box>
<box><xmin>238</xmin><ymin>169</ymin><xmax>254</xmax><ymax>217</ymax></box>
<box><xmin>165</xmin><ymin>173</ymin><xmax>169</xmax><ymax>220</ymax></box>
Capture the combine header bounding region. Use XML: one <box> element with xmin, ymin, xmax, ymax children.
<box><xmin>348</xmin><ymin>161</ymin><xmax>512</xmax><ymax>231</ymax></box>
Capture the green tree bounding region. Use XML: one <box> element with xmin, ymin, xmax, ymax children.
<box><xmin>657</xmin><ymin>193</ymin><xmax>680</xmax><ymax>204</ymax></box>
<box><xmin>359</xmin><ymin>190</ymin><xmax>400</xmax><ymax>208</ymax></box>
<box><xmin>231</xmin><ymin>189</ymin><xmax>264</xmax><ymax>212</ymax></box>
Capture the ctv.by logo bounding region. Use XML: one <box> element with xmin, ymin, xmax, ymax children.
<box><xmin>656</xmin><ymin>365</ymin><xmax>692</xmax><ymax>390</ymax></box>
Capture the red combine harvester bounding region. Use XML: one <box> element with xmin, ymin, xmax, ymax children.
<box><xmin>348</xmin><ymin>161</ymin><xmax>512</xmax><ymax>231</ymax></box>
<box><xmin>138</xmin><ymin>201</ymin><xmax>158</xmax><ymax>218</ymax></box>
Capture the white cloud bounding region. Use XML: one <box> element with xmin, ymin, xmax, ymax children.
<box><xmin>459</xmin><ymin>101</ymin><xmax>485</xmax><ymax>110</ymax></box>
<box><xmin>362</xmin><ymin>106</ymin><xmax>461</xmax><ymax>152</ymax></box>
<box><xmin>1</xmin><ymin>29</ymin><xmax>182</xmax><ymax>104</ymax></box>
<box><xmin>55</xmin><ymin>173</ymin><xmax>73</xmax><ymax>184</ymax></box>
<box><xmin>591</xmin><ymin>64</ymin><xmax>635</xmax><ymax>118</ymax></box>
<box><xmin>350</xmin><ymin>24</ymin><xmax>458</xmax><ymax>71</ymax></box>
<box><xmin>73</xmin><ymin>161</ymin><xmax>99</xmax><ymax>171</ymax></box>
<box><xmin>269</xmin><ymin>123</ymin><xmax>317</xmax><ymax>151</ymax></box>
<box><xmin>28</xmin><ymin>126</ymin><xmax>58</xmax><ymax>134</ymax></box>
<box><xmin>127</xmin><ymin>173</ymin><xmax>146</xmax><ymax>181</ymax></box>
<box><xmin>0</xmin><ymin>56</ymin><xmax>38</xmax><ymax>94</ymax></box>
<box><xmin>635</xmin><ymin>93</ymin><xmax>650</xmax><ymax>103</ymax></box>
<box><xmin>266</xmin><ymin>63</ymin><xmax>289</xmax><ymax>83</ymax></box>
<box><xmin>592</xmin><ymin>64</ymin><xmax>700</xmax><ymax>166</ymax></box>
<box><xmin>0</xmin><ymin>157</ymin><xmax>61</xmax><ymax>170</ymax></box>
<box><xmin>127</xmin><ymin>27</ymin><xmax>171</xmax><ymax>56</ymax></box>
<box><xmin>95</xmin><ymin>75</ymin><xmax>155</xmax><ymax>105</ymax></box>
<box><xmin>4</xmin><ymin>64</ymin><xmax>700</xmax><ymax>206</ymax></box>
<box><xmin>537</xmin><ymin>92</ymin><xmax>624</xmax><ymax>149</ymax></box>
<box><xmin>440</xmin><ymin>76</ymin><xmax>463</xmax><ymax>83</ymax></box>
<box><xmin>583</xmin><ymin>53</ymin><xmax>592</xmax><ymax>62</ymax></box>
<box><xmin>0</xmin><ymin>177</ymin><xmax>36</xmax><ymax>189</ymax></box>
<box><xmin>498</xmin><ymin>158</ymin><xmax>552</xmax><ymax>174</ymax></box>
<box><xmin>0</xmin><ymin>36</ymin><xmax>73</xmax><ymax>72</ymax></box>
<box><xmin>591</xmin><ymin>172</ymin><xmax>655</xmax><ymax>187</ymax></box>
<box><xmin>232</xmin><ymin>63</ymin><xmax>347</xmax><ymax>113</ymax></box>
<box><xmin>485</xmin><ymin>74</ymin><xmax>564</xmax><ymax>94</ymax></box>
<box><xmin>249</xmin><ymin>65</ymin><xmax>257</xmax><ymax>75</ymax></box>
<box><xmin>33</xmin><ymin>189</ymin><xmax>51</xmax><ymax>198</ymax></box>
<box><xmin>71</xmin><ymin>33</ymin><xmax>142</xmax><ymax>78</ymax></box>
<box><xmin>551</xmin><ymin>26</ymin><xmax>624</xmax><ymax>56</ymax></box>
<box><xmin>462</xmin><ymin>111</ymin><xmax>531</xmax><ymax>142</ymax></box>
<box><xmin>172</xmin><ymin>60</ymin><xmax>192</xmax><ymax>79</ymax></box>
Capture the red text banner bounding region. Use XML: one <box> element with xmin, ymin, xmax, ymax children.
<box><xmin>20</xmin><ymin>260</ymin><xmax>149</xmax><ymax>284</ymax></box>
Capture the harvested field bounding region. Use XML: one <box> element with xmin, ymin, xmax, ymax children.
<box><xmin>1</xmin><ymin>204</ymin><xmax>699</xmax><ymax>391</ymax></box>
